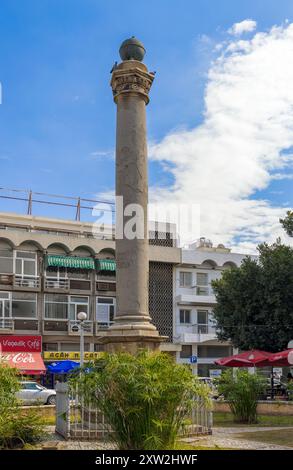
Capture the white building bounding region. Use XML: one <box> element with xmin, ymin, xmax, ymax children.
<box><xmin>174</xmin><ymin>238</ymin><xmax>256</xmax><ymax>376</ymax></box>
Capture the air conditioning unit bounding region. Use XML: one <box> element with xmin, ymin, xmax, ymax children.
<box><xmin>70</xmin><ymin>323</ymin><xmax>80</xmax><ymax>333</ymax></box>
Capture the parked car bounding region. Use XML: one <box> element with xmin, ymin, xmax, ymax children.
<box><xmin>16</xmin><ymin>381</ymin><xmax>56</xmax><ymax>405</ymax></box>
<box><xmin>198</xmin><ymin>377</ymin><xmax>220</xmax><ymax>399</ymax></box>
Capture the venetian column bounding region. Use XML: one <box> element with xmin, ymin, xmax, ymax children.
<box><xmin>104</xmin><ymin>37</ymin><xmax>165</xmax><ymax>353</ymax></box>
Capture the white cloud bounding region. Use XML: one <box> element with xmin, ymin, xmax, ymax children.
<box><xmin>228</xmin><ymin>19</ymin><xmax>257</xmax><ymax>36</ymax></box>
<box><xmin>150</xmin><ymin>23</ymin><xmax>293</xmax><ymax>253</ymax></box>
<box><xmin>89</xmin><ymin>150</ymin><xmax>114</xmax><ymax>160</ymax></box>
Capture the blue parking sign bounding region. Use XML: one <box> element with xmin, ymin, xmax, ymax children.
<box><xmin>190</xmin><ymin>355</ymin><xmax>197</xmax><ymax>364</ymax></box>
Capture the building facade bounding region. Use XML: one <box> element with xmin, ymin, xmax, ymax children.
<box><xmin>0</xmin><ymin>212</ymin><xmax>180</xmax><ymax>357</ymax></box>
<box><xmin>0</xmin><ymin>212</ymin><xmax>254</xmax><ymax>377</ymax></box>
<box><xmin>174</xmin><ymin>238</ymin><xmax>254</xmax><ymax>376</ymax></box>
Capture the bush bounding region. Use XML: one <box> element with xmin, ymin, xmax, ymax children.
<box><xmin>217</xmin><ymin>369</ymin><xmax>266</xmax><ymax>424</ymax></box>
<box><xmin>287</xmin><ymin>382</ymin><xmax>293</xmax><ymax>401</ymax></box>
<box><xmin>0</xmin><ymin>365</ymin><xmax>45</xmax><ymax>449</ymax></box>
<box><xmin>0</xmin><ymin>408</ymin><xmax>45</xmax><ymax>449</ymax></box>
<box><xmin>70</xmin><ymin>350</ymin><xmax>210</xmax><ymax>450</ymax></box>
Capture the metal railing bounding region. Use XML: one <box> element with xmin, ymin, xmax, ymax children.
<box><xmin>0</xmin><ymin>318</ymin><xmax>14</xmax><ymax>331</ymax></box>
<box><xmin>192</xmin><ymin>324</ymin><xmax>217</xmax><ymax>335</ymax></box>
<box><xmin>14</xmin><ymin>275</ymin><xmax>40</xmax><ymax>288</ymax></box>
<box><xmin>55</xmin><ymin>383</ymin><xmax>212</xmax><ymax>441</ymax></box>
<box><xmin>45</xmin><ymin>277</ymin><xmax>69</xmax><ymax>289</ymax></box>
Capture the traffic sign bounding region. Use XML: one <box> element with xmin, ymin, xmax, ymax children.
<box><xmin>190</xmin><ymin>355</ymin><xmax>197</xmax><ymax>364</ymax></box>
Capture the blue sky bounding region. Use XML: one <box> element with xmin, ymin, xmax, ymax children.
<box><xmin>0</xmin><ymin>0</ymin><xmax>293</xmax><ymax>250</ymax></box>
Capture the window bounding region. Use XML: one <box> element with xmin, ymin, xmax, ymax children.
<box><xmin>179</xmin><ymin>271</ymin><xmax>192</xmax><ymax>287</ymax></box>
<box><xmin>0</xmin><ymin>292</ymin><xmax>11</xmax><ymax>318</ymax></box>
<box><xmin>197</xmin><ymin>310</ymin><xmax>208</xmax><ymax>333</ymax></box>
<box><xmin>12</xmin><ymin>292</ymin><xmax>37</xmax><ymax>318</ymax></box>
<box><xmin>196</xmin><ymin>272</ymin><xmax>209</xmax><ymax>295</ymax></box>
<box><xmin>15</xmin><ymin>251</ymin><xmax>37</xmax><ymax>277</ymax></box>
<box><xmin>43</xmin><ymin>343</ymin><xmax>58</xmax><ymax>351</ymax></box>
<box><xmin>44</xmin><ymin>295</ymin><xmax>89</xmax><ymax>320</ymax></box>
<box><xmin>197</xmin><ymin>345</ymin><xmax>232</xmax><ymax>358</ymax></box>
<box><xmin>96</xmin><ymin>297</ymin><xmax>116</xmax><ymax>325</ymax></box>
<box><xmin>69</xmin><ymin>296</ymin><xmax>89</xmax><ymax>321</ymax></box>
<box><xmin>0</xmin><ymin>250</ymin><xmax>13</xmax><ymax>274</ymax></box>
<box><xmin>44</xmin><ymin>294</ymin><xmax>68</xmax><ymax>319</ymax></box>
<box><xmin>180</xmin><ymin>345</ymin><xmax>192</xmax><ymax>359</ymax></box>
<box><xmin>179</xmin><ymin>309</ymin><xmax>191</xmax><ymax>324</ymax></box>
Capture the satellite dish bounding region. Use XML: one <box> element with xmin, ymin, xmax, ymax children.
<box><xmin>288</xmin><ymin>340</ymin><xmax>293</xmax><ymax>349</ymax></box>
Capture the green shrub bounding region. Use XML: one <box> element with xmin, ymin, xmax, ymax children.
<box><xmin>0</xmin><ymin>408</ymin><xmax>45</xmax><ymax>449</ymax></box>
<box><xmin>287</xmin><ymin>382</ymin><xmax>293</xmax><ymax>401</ymax></box>
<box><xmin>217</xmin><ymin>369</ymin><xmax>266</xmax><ymax>424</ymax></box>
<box><xmin>0</xmin><ymin>365</ymin><xmax>45</xmax><ymax>449</ymax></box>
<box><xmin>70</xmin><ymin>350</ymin><xmax>210</xmax><ymax>450</ymax></box>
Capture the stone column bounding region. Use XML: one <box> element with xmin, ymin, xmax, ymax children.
<box><xmin>103</xmin><ymin>38</ymin><xmax>166</xmax><ymax>353</ymax></box>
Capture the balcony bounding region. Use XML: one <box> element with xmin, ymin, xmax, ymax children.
<box><xmin>45</xmin><ymin>277</ymin><xmax>69</xmax><ymax>290</ymax></box>
<box><xmin>68</xmin><ymin>320</ymin><xmax>93</xmax><ymax>336</ymax></box>
<box><xmin>95</xmin><ymin>321</ymin><xmax>114</xmax><ymax>334</ymax></box>
<box><xmin>44</xmin><ymin>277</ymin><xmax>91</xmax><ymax>292</ymax></box>
<box><xmin>176</xmin><ymin>324</ymin><xmax>217</xmax><ymax>344</ymax></box>
<box><xmin>0</xmin><ymin>318</ymin><xmax>14</xmax><ymax>332</ymax></box>
<box><xmin>0</xmin><ymin>274</ymin><xmax>13</xmax><ymax>287</ymax></box>
<box><xmin>13</xmin><ymin>275</ymin><xmax>40</xmax><ymax>290</ymax></box>
<box><xmin>43</xmin><ymin>319</ymin><xmax>68</xmax><ymax>333</ymax></box>
<box><xmin>176</xmin><ymin>287</ymin><xmax>216</xmax><ymax>305</ymax></box>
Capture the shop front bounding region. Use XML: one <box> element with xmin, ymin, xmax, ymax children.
<box><xmin>0</xmin><ymin>335</ymin><xmax>46</xmax><ymax>377</ymax></box>
<box><xmin>42</xmin><ymin>351</ymin><xmax>103</xmax><ymax>388</ymax></box>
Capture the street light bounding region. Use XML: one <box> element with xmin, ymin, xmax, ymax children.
<box><xmin>77</xmin><ymin>311</ymin><xmax>87</xmax><ymax>368</ymax></box>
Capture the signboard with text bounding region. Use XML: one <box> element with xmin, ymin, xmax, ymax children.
<box><xmin>0</xmin><ymin>335</ymin><xmax>42</xmax><ymax>352</ymax></box>
<box><xmin>43</xmin><ymin>351</ymin><xmax>103</xmax><ymax>361</ymax></box>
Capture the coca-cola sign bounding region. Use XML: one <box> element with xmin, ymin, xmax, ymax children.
<box><xmin>0</xmin><ymin>335</ymin><xmax>42</xmax><ymax>352</ymax></box>
<box><xmin>1</xmin><ymin>352</ymin><xmax>36</xmax><ymax>364</ymax></box>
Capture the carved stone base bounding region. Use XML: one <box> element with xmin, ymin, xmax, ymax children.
<box><xmin>100</xmin><ymin>329</ymin><xmax>168</xmax><ymax>354</ymax></box>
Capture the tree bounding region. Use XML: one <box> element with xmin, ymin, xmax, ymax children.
<box><xmin>280</xmin><ymin>210</ymin><xmax>293</xmax><ymax>237</ymax></box>
<box><xmin>212</xmin><ymin>241</ymin><xmax>293</xmax><ymax>352</ymax></box>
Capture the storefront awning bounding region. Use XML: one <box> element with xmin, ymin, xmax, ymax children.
<box><xmin>0</xmin><ymin>352</ymin><xmax>46</xmax><ymax>375</ymax></box>
<box><xmin>96</xmin><ymin>259</ymin><xmax>116</xmax><ymax>272</ymax></box>
<box><xmin>45</xmin><ymin>255</ymin><xmax>95</xmax><ymax>270</ymax></box>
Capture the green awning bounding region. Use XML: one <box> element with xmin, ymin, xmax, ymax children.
<box><xmin>45</xmin><ymin>255</ymin><xmax>95</xmax><ymax>270</ymax></box>
<box><xmin>96</xmin><ymin>259</ymin><xmax>116</xmax><ymax>272</ymax></box>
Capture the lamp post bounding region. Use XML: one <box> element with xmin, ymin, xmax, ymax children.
<box><xmin>77</xmin><ymin>311</ymin><xmax>87</xmax><ymax>368</ymax></box>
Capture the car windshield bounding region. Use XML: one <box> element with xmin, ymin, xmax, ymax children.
<box><xmin>20</xmin><ymin>382</ymin><xmax>44</xmax><ymax>390</ymax></box>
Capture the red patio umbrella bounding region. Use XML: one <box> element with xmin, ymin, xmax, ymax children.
<box><xmin>269</xmin><ymin>349</ymin><xmax>293</xmax><ymax>367</ymax></box>
<box><xmin>215</xmin><ymin>349</ymin><xmax>274</xmax><ymax>367</ymax></box>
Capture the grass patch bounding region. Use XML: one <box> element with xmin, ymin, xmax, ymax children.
<box><xmin>234</xmin><ymin>429</ymin><xmax>293</xmax><ymax>448</ymax></box>
<box><xmin>175</xmin><ymin>441</ymin><xmax>232</xmax><ymax>450</ymax></box>
<box><xmin>213</xmin><ymin>412</ymin><xmax>293</xmax><ymax>427</ymax></box>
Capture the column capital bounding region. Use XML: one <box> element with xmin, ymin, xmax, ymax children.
<box><xmin>110</xmin><ymin>60</ymin><xmax>155</xmax><ymax>104</ymax></box>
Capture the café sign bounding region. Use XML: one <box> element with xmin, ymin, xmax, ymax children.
<box><xmin>0</xmin><ymin>335</ymin><xmax>42</xmax><ymax>352</ymax></box>
<box><xmin>43</xmin><ymin>351</ymin><xmax>103</xmax><ymax>361</ymax></box>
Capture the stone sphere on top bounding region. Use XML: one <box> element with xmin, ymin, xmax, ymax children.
<box><xmin>119</xmin><ymin>37</ymin><xmax>146</xmax><ymax>62</ymax></box>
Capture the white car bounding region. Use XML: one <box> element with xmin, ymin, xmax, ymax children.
<box><xmin>17</xmin><ymin>381</ymin><xmax>56</xmax><ymax>405</ymax></box>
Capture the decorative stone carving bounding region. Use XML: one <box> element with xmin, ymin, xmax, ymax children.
<box><xmin>111</xmin><ymin>67</ymin><xmax>154</xmax><ymax>104</ymax></box>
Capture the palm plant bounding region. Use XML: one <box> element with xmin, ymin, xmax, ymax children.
<box><xmin>70</xmin><ymin>350</ymin><xmax>210</xmax><ymax>450</ymax></box>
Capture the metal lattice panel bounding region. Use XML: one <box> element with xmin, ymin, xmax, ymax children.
<box><xmin>148</xmin><ymin>231</ymin><xmax>174</xmax><ymax>247</ymax></box>
<box><xmin>149</xmin><ymin>262</ymin><xmax>173</xmax><ymax>341</ymax></box>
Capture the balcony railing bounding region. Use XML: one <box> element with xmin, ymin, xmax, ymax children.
<box><xmin>191</xmin><ymin>324</ymin><xmax>216</xmax><ymax>335</ymax></box>
<box><xmin>95</xmin><ymin>321</ymin><xmax>114</xmax><ymax>332</ymax></box>
<box><xmin>0</xmin><ymin>274</ymin><xmax>13</xmax><ymax>286</ymax></box>
<box><xmin>14</xmin><ymin>275</ymin><xmax>40</xmax><ymax>289</ymax></box>
<box><xmin>45</xmin><ymin>277</ymin><xmax>69</xmax><ymax>289</ymax></box>
<box><xmin>0</xmin><ymin>318</ymin><xmax>14</xmax><ymax>332</ymax></box>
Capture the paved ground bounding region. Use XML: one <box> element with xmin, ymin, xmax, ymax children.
<box><xmin>37</xmin><ymin>426</ymin><xmax>293</xmax><ymax>450</ymax></box>
<box><xmin>182</xmin><ymin>426</ymin><xmax>293</xmax><ymax>450</ymax></box>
